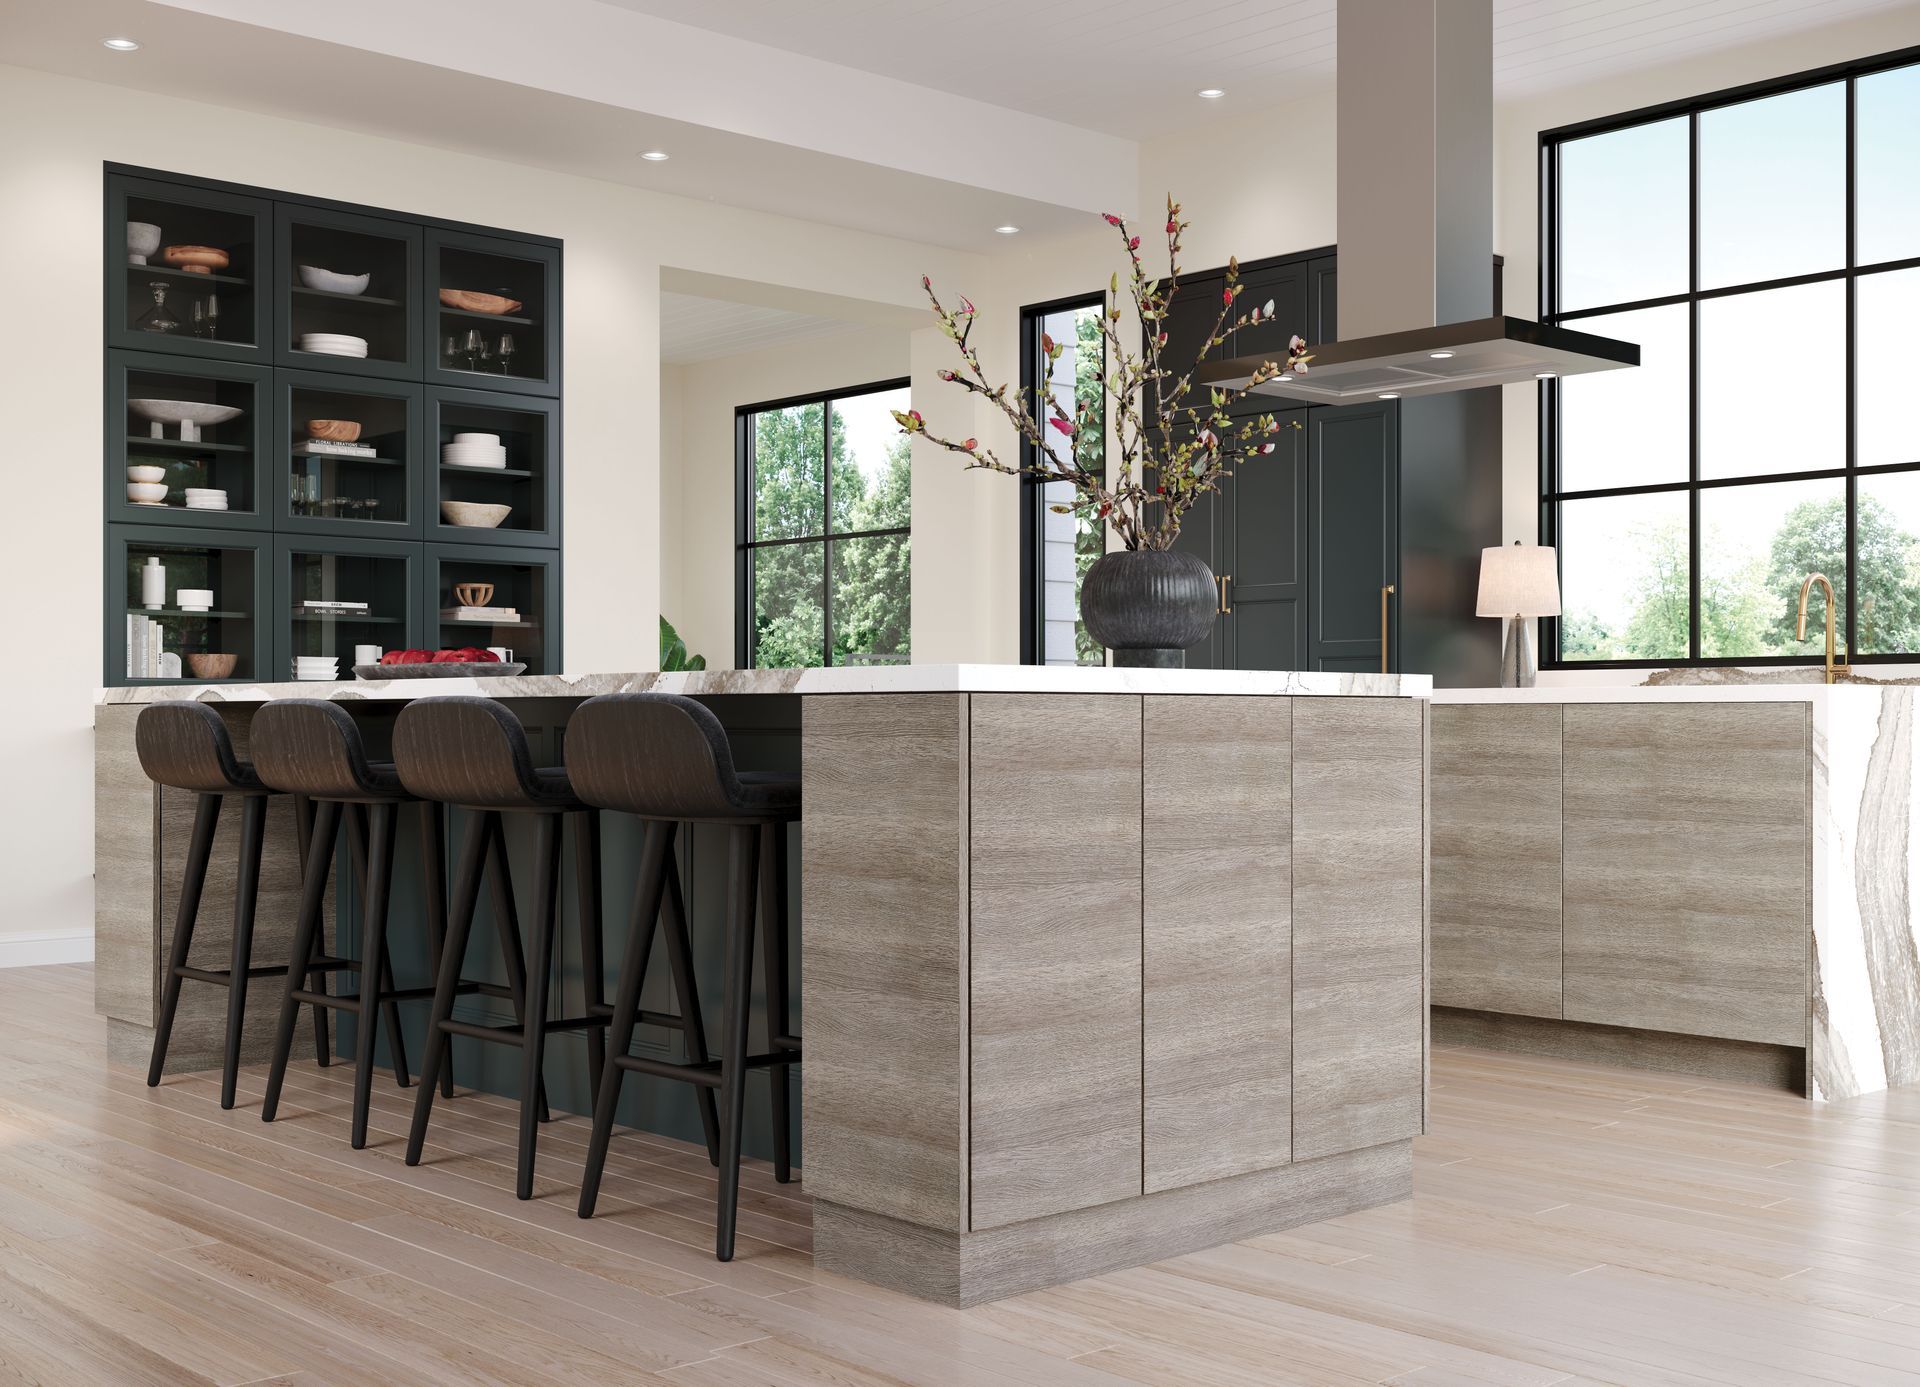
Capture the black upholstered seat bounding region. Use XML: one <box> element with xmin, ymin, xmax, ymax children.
<box><xmin>136</xmin><ymin>700</ymin><xmax>268</xmax><ymax>795</ymax></box>
<box><xmin>252</xmin><ymin>699</ymin><xmax>408</xmax><ymax>801</ymax></box>
<box><xmin>392</xmin><ymin>696</ymin><xmax>584</xmax><ymax>810</ymax></box>
<box><xmin>564</xmin><ymin>693</ymin><xmax>800</xmax><ymax>821</ymax></box>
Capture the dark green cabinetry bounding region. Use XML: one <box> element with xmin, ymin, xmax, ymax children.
<box><xmin>104</xmin><ymin>165</ymin><xmax>563</xmax><ymax>686</ymax></box>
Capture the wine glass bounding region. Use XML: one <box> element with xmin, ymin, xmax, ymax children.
<box><xmin>496</xmin><ymin>333</ymin><xmax>516</xmax><ymax>375</ymax></box>
<box><xmin>463</xmin><ymin>329</ymin><xmax>485</xmax><ymax>371</ymax></box>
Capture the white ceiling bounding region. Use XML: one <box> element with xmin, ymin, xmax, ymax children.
<box><xmin>658</xmin><ymin>293</ymin><xmax>867</xmax><ymax>365</ymax></box>
<box><xmin>606</xmin><ymin>0</ymin><xmax>1920</xmax><ymax>135</ymax></box>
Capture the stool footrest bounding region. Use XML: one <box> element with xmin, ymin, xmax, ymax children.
<box><xmin>611</xmin><ymin>1050</ymin><xmax>791</xmax><ymax>1088</ymax></box>
<box><xmin>173</xmin><ymin>963</ymin><xmax>290</xmax><ymax>986</ymax></box>
<box><xmin>437</xmin><ymin>1014</ymin><xmax>607</xmax><ymax>1047</ymax></box>
<box><xmin>772</xmin><ymin>1033</ymin><xmax>802</xmax><ymax>1051</ymax></box>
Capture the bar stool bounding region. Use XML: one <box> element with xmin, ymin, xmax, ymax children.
<box><xmin>251</xmin><ymin>699</ymin><xmax>450</xmax><ymax>1147</ymax></box>
<box><xmin>136</xmin><ymin>701</ymin><xmax>329</xmax><ymax>1110</ymax></box>
<box><xmin>393</xmin><ymin>696</ymin><xmax>608</xmax><ymax>1200</ymax></box>
<box><xmin>564</xmin><ymin>692</ymin><xmax>801</xmax><ymax>1262</ymax></box>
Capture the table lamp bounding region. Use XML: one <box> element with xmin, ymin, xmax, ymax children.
<box><xmin>1477</xmin><ymin>541</ymin><xmax>1560</xmax><ymax>688</ymax></box>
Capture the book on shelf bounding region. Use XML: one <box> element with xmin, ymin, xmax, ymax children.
<box><xmin>296</xmin><ymin>440</ymin><xmax>377</xmax><ymax>457</ymax></box>
<box><xmin>129</xmin><ymin>616</ymin><xmax>164</xmax><ymax>678</ymax></box>
<box><xmin>151</xmin><ymin>620</ymin><xmax>164</xmax><ymax>679</ymax></box>
<box><xmin>441</xmin><ymin>606</ymin><xmax>520</xmax><ymax>622</ymax></box>
<box><xmin>300</xmin><ymin>599</ymin><xmax>371</xmax><ymax>612</ymax></box>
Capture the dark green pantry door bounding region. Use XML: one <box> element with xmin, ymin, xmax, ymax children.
<box><xmin>1307</xmin><ymin>401</ymin><xmax>1398</xmax><ymax>673</ymax></box>
<box><xmin>1218</xmin><ymin>408</ymin><xmax>1307</xmax><ymax>670</ymax></box>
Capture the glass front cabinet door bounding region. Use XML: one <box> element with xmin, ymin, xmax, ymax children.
<box><xmin>108</xmin><ymin>351</ymin><xmax>271</xmax><ymax>530</ymax></box>
<box><xmin>276</xmin><ymin>204</ymin><xmax>423</xmax><ymax>380</ymax></box>
<box><xmin>424</xmin><ymin>228</ymin><xmax>561</xmax><ymax>396</ymax></box>
<box><xmin>275</xmin><ymin>536</ymin><xmax>424</xmax><ymax>682</ymax></box>
<box><xmin>108</xmin><ymin>174</ymin><xmax>269</xmax><ymax>363</ymax></box>
<box><xmin>426</xmin><ymin>386</ymin><xmax>559</xmax><ymax>547</ymax></box>
<box><xmin>425</xmin><ymin>543</ymin><xmax>559</xmax><ymax>673</ymax></box>
<box><xmin>108</xmin><ymin>525</ymin><xmax>266</xmax><ymax>686</ymax></box>
<box><xmin>273</xmin><ymin>369</ymin><xmax>424</xmax><ymax>540</ymax></box>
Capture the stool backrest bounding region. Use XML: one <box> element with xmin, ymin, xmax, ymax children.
<box><xmin>565</xmin><ymin>693</ymin><xmax>744</xmax><ymax>820</ymax></box>
<box><xmin>392</xmin><ymin>696</ymin><xmax>545</xmax><ymax>808</ymax></box>
<box><xmin>135</xmin><ymin>701</ymin><xmax>254</xmax><ymax>794</ymax></box>
<box><xmin>252</xmin><ymin>699</ymin><xmax>382</xmax><ymax>799</ymax></box>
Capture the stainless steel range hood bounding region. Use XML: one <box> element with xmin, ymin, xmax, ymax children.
<box><xmin>1202</xmin><ymin>0</ymin><xmax>1637</xmax><ymax>405</ymax></box>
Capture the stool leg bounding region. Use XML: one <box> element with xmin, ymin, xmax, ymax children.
<box><xmin>418</xmin><ymin>800</ymin><xmax>455</xmax><ymax>1099</ymax></box>
<box><xmin>293</xmin><ymin>795</ymin><xmax>330</xmax><ymax>1069</ymax></box>
<box><xmin>579</xmin><ymin>819</ymin><xmax>674</xmax><ymax>1219</ymax></box>
<box><xmin>575</xmin><ymin>809</ymin><xmax>606</xmax><ymax>1113</ymax></box>
<box><xmin>350</xmin><ymin>801</ymin><xmax>398</xmax><ymax>1150</ymax></box>
<box><xmin>263</xmin><ymin>800</ymin><xmax>339</xmax><ymax>1122</ymax></box>
<box><xmin>219</xmin><ymin>794</ymin><xmax>269</xmax><ymax>1111</ymax></box>
<box><xmin>408</xmin><ymin>808</ymin><xmax>489</xmax><ymax>1166</ymax></box>
<box><xmin>659</xmin><ymin>839</ymin><xmax>720</xmax><ymax>1165</ymax></box>
<box><xmin>488</xmin><ymin>814</ymin><xmax>551</xmax><ymax>1125</ymax></box>
<box><xmin>515</xmin><ymin>813</ymin><xmax>563</xmax><ymax>1200</ymax></box>
<box><xmin>757</xmin><ymin>821</ymin><xmax>793</xmax><ymax>1183</ymax></box>
<box><xmin>149</xmin><ymin>792</ymin><xmax>222</xmax><ymax>1087</ymax></box>
<box><xmin>717</xmin><ymin>823</ymin><xmax>761</xmax><ymax>1262</ymax></box>
<box><xmin>347</xmin><ymin>805</ymin><xmax>411</xmax><ymax>1090</ymax></box>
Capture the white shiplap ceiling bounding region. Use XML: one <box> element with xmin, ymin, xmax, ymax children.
<box><xmin>603</xmin><ymin>0</ymin><xmax>1920</xmax><ymax>136</ymax></box>
<box><xmin>658</xmin><ymin>293</ymin><xmax>866</xmax><ymax>365</ymax></box>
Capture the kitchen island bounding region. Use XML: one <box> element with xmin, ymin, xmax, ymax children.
<box><xmin>96</xmin><ymin>665</ymin><xmax>1433</xmax><ymax>1304</ymax></box>
<box><xmin>1431</xmin><ymin>681</ymin><xmax>1920</xmax><ymax>1102</ymax></box>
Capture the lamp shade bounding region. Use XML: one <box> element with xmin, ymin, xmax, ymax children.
<box><xmin>1477</xmin><ymin>542</ymin><xmax>1561</xmax><ymax>618</ymax></box>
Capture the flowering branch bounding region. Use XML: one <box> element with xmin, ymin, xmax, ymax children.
<box><xmin>897</xmin><ymin>199</ymin><xmax>1311</xmax><ymax>551</ymax></box>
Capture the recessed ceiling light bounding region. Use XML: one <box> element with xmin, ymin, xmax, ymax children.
<box><xmin>1535</xmin><ymin>371</ymin><xmax>1557</xmax><ymax>380</ymax></box>
<box><xmin>1197</xmin><ymin>88</ymin><xmax>1226</xmax><ymax>100</ymax></box>
<box><xmin>102</xmin><ymin>36</ymin><xmax>139</xmax><ymax>51</ymax></box>
<box><xmin>994</xmin><ymin>225</ymin><xmax>1021</xmax><ymax>235</ymax></box>
<box><xmin>640</xmin><ymin>150</ymin><xmax>670</xmax><ymax>161</ymax></box>
<box><xmin>1378</xmin><ymin>391</ymin><xmax>1400</xmax><ymax>399</ymax></box>
<box><xmin>1428</xmin><ymin>350</ymin><xmax>1455</xmax><ymax>359</ymax></box>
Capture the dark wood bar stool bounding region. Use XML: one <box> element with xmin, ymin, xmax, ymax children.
<box><xmin>136</xmin><ymin>702</ymin><xmax>329</xmax><ymax>1110</ymax></box>
<box><xmin>564</xmin><ymin>692</ymin><xmax>801</xmax><ymax>1261</ymax></box>
<box><xmin>251</xmin><ymin>700</ymin><xmax>450</xmax><ymax>1147</ymax></box>
<box><xmin>392</xmin><ymin>696</ymin><xmax>608</xmax><ymax>1200</ymax></box>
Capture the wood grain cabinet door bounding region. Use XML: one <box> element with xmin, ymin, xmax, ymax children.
<box><xmin>1141</xmin><ymin>696</ymin><xmax>1292</xmax><ymax>1193</ymax></box>
<box><xmin>1431</xmin><ymin>704</ymin><xmax>1564</xmax><ymax>1018</ymax></box>
<box><xmin>968</xmin><ymin>695</ymin><xmax>1143</xmax><ymax>1229</ymax></box>
<box><xmin>1292</xmin><ymin>698</ymin><xmax>1426</xmax><ymax>1161</ymax></box>
<box><xmin>1562</xmin><ymin>703</ymin><xmax>1809</xmax><ymax>1047</ymax></box>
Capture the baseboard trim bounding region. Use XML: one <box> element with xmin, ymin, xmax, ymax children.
<box><xmin>0</xmin><ymin>929</ymin><xmax>94</xmax><ymax>969</ymax></box>
<box><xmin>1433</xmin><ymin>1006</ymin><xmax>1806</xmax><ymax>1093</ymax></box>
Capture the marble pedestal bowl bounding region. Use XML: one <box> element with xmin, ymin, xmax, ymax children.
<box><xmin>128</xmin><ymin>399</ymin><xmax>244</xmax><ymax>443</ymax></box>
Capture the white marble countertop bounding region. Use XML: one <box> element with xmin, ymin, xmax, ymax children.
<box><xmin>97</xmin><ymin>664</ymin><xmax>1431</xmax><ymax>705</ymax></box>
<box><xmin>1431</xmin><ymin>683</ymin><xmax>1862</xmax><ymax>705</ymax></box>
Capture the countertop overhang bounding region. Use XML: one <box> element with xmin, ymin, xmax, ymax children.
<box><xmin>98</xmin><ymin>664</ymin><xmax>1432</xmax><ymax>705</ymax></box>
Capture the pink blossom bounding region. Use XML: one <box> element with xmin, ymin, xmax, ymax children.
<box><xmin>1166</xmin><ymin>219</ymin><xmax>1179</xmax><ymax>234</ymax></box>
<box><xmin>921</xmin><ymin>275</ymin><xmax>930</xmax><ymax>289</ymax></box>
<box><xmin>1290</xmin><ymin>334</ymin><xmax>1306</xmax><ymax>352</ymax></box>
<box><xmin>963</xmin><ymin>437</ymin><xmax>978</xmax><ymax>450</ymax></box>
<box><xmin>1293</xmin><ymin>362</ymin><xmax>1308</xmax><ymax>375</ymax></box>
<box><xmin>1049</xmin><ymin>417</ymin><xmax>1077</xmax><ymax>437</ymax></box>
<box><xmin>1128</xmin><ymin>236</ymin><xmax>1141</xmax><ymax>251</ymax></box>
<box><xmin>1157</xmin><ymin>331</ymin><xmax>1169</xmax><ymax>347</ymax></box>
<box><xmin>937</xmin><ymin>368</ymin><xmax>956</xmax><ymax>381</ymax></box>
<box><xmin>1259</xmin><ymin>442</ymin><xmax>1276</xmax><ymax>455</ymax></box>
<box><xmin>959</xmin><ymin>296</ymin><xmax>975</xmax><ymax>316</ymax></box>
<box><xmin>1041</xmin><ymin>332</ymin><xmax>1054</xmax><ymax>355</ymax></box>
<box><xmin>1103</xmin><ymin>213</ymin><xmax>1123</xmax><ymax>226</ymax></box>
<box><xmin>1222</xmin><ymin>288</ymin><xmax>1233</xmax><ymax>306</ymax></box>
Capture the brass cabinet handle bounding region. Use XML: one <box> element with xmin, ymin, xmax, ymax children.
<box><xmin>1380</xmin><ymin>584</ymin><xmax>1396</xmax><ymax>672</ymax></box>
<box><xmin>1220</xmin><ymin>574</ymin><xmax>1233</xmax><ymax>615</ymax></box>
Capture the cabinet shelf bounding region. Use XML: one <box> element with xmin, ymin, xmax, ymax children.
<box><xmin>126</xmin><ymin>606</ymin><xmax>250</xmax><ymax>619</ymax></box>
<box><xmin>291</xmin><ymin>610</ymin><xmax>403</xmax><ymax>624</ymax></box>
<box><xmin>125</xmin><ymin>435</ymin><xmax>249</xmax><ymax>455</ymax></box>
<box><xmin>439</xmin><ymin>305</ymin><xmax>535</xmax><ymax>326</ymax></box>
<box><xmin>126</xmin><ymin>261</ymin><xmax>250</xmax><ymax>288</ymax></box>
<box><xmin>441</xmin><ymin>463</ymin><xmax>534</xmax><ymax>479</ymax></box>
<box><xmin>292</xmin><ymin>285</ymin><xmax>402</xmax><ymax>308</ymax></box>
<box><xmin>291</xmin><ymin>450</ymin><xmax>405</xmax><ymax>467</ymax></box>
<box><xmin>439</xmin><ymin>616</ymin><xmax>532</xmax><ymax>628</ymax></box>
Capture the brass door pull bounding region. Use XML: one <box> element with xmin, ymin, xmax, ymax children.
<box><xmin>1380</xmin><ymin>584</ymin><xmax>1396</xmax><ymax>673</ymax></box>
<box><xmin>1219</xmin><ymin>574</ymin><xmax>1233</xmax><ymax>615</ymax></box>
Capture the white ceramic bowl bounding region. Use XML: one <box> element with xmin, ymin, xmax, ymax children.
<box><xmin>183</xmin><ymin>486</ymin><xmax>227</xmax><ymax>495</ymax></box>
<box><xmin>176</xmin><ymin>588</ymin><xmax>214</xmax><ymax>608</ymax></box>
<box><xmin>298</xmin><ymin>265</ymin><xmax>371</xmax><ymax>296</ymax></box>
<box><xmin>186</xmin><ymin>502</ymin><xmax>229</xmax><ymax>510</ymax></box>
<box><xmin>128</xmin><ymin>221</ymin><xmax>162</xmax><ymax>264</ymax></box>
<box><xmin>127</xmin><ymin>464</ymin><xmax>166</xmax><ymax>484</ymax></box>
<box><xmin>440</xmin><ymin>500</ymin><xmax>512</xmax><ymax>528</ymax></box>
<box><xmin>299</xmin><ymin>333</ymin><xmax>364</xmax><ymax>345</ymax></box>
<box><xmin>452</xmin><ymin>433</ymin><xmax>500</xmax><ymax>445</ymax></box>
<box><xmin>302</xmin><ymin>342</ymin><xmax>369</xmax><ymax>358</ymax></box>
<box><xmin>128</xmin><ymin>399</ymin><xmax>244</xmax><ymax>428</ymax></box>
<box><xmin>127</xmin><ymin>481</ymin><xmax>168</xmax><ymax>503</ymax></box>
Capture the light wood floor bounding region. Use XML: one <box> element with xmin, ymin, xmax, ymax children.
<box><xmin>4</xmin><ymin>965</ymin><xmax>1920</xmax><ymax>1385</ymax></box>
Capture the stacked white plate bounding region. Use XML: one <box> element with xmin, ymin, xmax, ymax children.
<box><xmin>443</xmin><ymin>431</ymin><xmax>507</xmax><ymax>469</ymax></box>
<box><xmin>298</xmin><ymin>332</ymin><xmax>369</xmax><ymax>358</ymax></box>
<box><xmin>292</xmin><ymin>656</ymin><xmax>339</xmax><ymax>682</ymax></box>
<box><xmin>184</xmin><ymin>487</ymin><xmax>228</xmax><ymax>512</ymax></box>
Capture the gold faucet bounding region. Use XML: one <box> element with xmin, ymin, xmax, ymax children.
<box><xmin>1795</xmin><ymin>573</ymin><xmax>1851</xmax><ymax>684</ymax></box>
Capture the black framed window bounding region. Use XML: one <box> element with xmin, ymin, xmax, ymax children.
<box><xmin>1019</xmin><ymin>296</ymin><xmax>1107</xmax><ymax>665</ymax></box>
<box><xmin>736</xmin><ymin>378</ymin><xmax>911</xmax><ymax>668</ymax></box>
<box><xmin>1541</xmin><ymin>47</ymin><xmax>1920</xmax><ymax>667</ymax></box>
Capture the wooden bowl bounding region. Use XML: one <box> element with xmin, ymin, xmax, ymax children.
<box><xmin>453</xmin><ymin>583</ymin><xmax>495</xmax><ymax>607</ymax></box>
<box><xmin>162</xmin><ymin>245</ymin><xmax>230</xmax><ymax>273</ymax></box>
<box><xmin>306</xmin><ymin>419</ymin><xmax>362</xmax><ymax>442</ymax></box>
<box><xmin>187</xmin><ymin>653</ymin><xmax>237</xmax><ymax>679</ymax></box>
<box><xmin>439</xmin><ymin>288</ymin><xmax>523</xmax><ymax>316</ymax></box>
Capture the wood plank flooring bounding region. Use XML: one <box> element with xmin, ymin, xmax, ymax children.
<box><xmin>3</xmin><ymin>964</ymin><xmax>1919</xmax><ymax>1384</ymax></box>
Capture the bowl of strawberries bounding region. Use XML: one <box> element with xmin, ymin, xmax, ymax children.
<box><xmin>355</xmin><ymin>647</ymin><xmax>527</xmax><ymax>679</ymax></box>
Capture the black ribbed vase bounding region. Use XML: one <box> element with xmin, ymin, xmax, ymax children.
<box><xmin>1079</xmin><ymin>549</ymin><xmax>1217</xmax><ymax>668</ymax></box>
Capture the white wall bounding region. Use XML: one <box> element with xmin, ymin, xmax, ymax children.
<box><xmin>660</xmin><ymin>326</ymin><xmax>912</xmax><ymax>667</ymax></box>
<box><xmin>0</xmin><ymin>61</ymin><xmax>978</xmax><ymax>949</ymax></box>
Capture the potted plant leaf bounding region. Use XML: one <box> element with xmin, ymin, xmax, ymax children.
<box><xmin>897</xmin><ymin>199</ymin><xmax>1309</xmax><ymax>666</ymax></box>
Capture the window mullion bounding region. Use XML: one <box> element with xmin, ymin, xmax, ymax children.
<box><xmin>821</xmin><ymin>402</ymin><xmax>834</xmax><ymax>667</ymax></box>
<box><xmin>1687</xmin><ymin>109</ymin><xmax>1702</xmax><ymax>662</ymax></box>
<box><xmin>1845</xmin><ymin>75</ymin><xmax>1860</xmax><ymax>658</ymax></box>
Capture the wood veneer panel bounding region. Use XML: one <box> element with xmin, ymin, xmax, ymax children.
<box><xmin>1141</xmin><ymin>695</ymin><xmax>1292</xmax><ymax>1193</ymax></box>
<box><xmin>801</xmin><ymin>694</ymin><xmax>969</xmax><ymax>1230</ymax></box>
<box><xmin>967</xmin><ymin>694</ymin><xmax>1142</xmax><ymax>1230</ymax></box>
<box><xmin>1291</xmin><ymin>697</ymin><xmax>1426</xmax><ymax>1162</ymax></box>
<box><xmin>1562</xmin><ymin>702</ymin><xmax>1809</xmax><ymax>1048</ymax></box>
<box><xmin>1431</xmin><ymin>703</ymin><xmax>1565</xmax><ymax>1019</ymax></box>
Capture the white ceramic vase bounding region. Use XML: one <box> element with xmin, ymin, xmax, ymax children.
<box><xmin>142</xmin><ymin>556</ymin><xmax>166</xmax><ymax>611</ymax></box>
